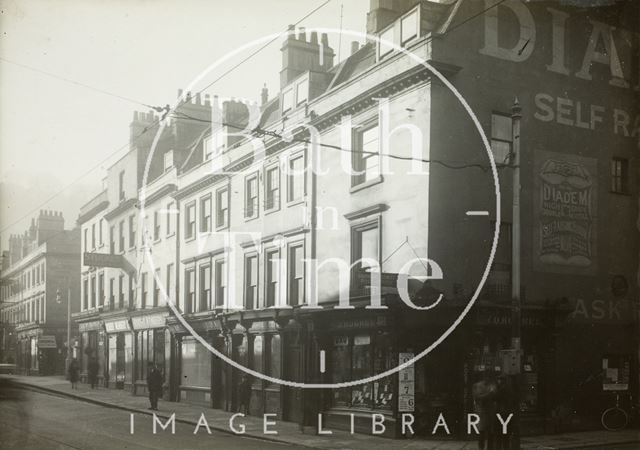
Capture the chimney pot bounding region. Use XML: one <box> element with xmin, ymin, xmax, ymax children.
<box><xmin>133</xmin><ymin>111</ymin><xmax>139</xmax><ymax>121</ymax></box>
<box><xmin>351</xmin><ymin>41</ymin><xmax>360</xmax><ymax>55</ymax></box>
<box><xmin>204</xmin><ymin>94</ymin><xmax>211</xmax><ymax>106</ymax></box>
<box><xmin>298</xmin><ymin>27</ymin><xmax>306</xmax><ymax>41</ymax></box>
<box><xmin>261</xmin><ymin>83</ymin><xmax>269</xmax><ymax>106</ymax></box>
<box><xmin>178</xmin><ymin>88</ymin><xmax>184</xmax><ymax>99</ymax></box>
<box><xmin>310</xmin><ymin>31</ymin><xmax>318</xmax><ymax>45</ymax></box>
<box><xmin>321</xmin><ymin>33</ymin><xmax>329</xmax><ymax>47</ymax></box>
<box><xmin>287</xmin><ymin>24</ymin><xmax>295</xmax><ymax>39</ymax></box>
<box><xmin>195</xmin><ymin>93</ymin><xmax>202</xmax><ymax>105</ymax></box>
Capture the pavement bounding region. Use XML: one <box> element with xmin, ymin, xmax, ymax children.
<box><xmin>8</xmin><ymin>375</ymin><xmax>640</xmax><ymax>450</ymax></box>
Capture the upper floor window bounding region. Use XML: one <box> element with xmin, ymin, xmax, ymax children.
<box><xmin>245</xmin><ymin>174</ymin><xmax>259</xmax><ymax>219</ymax></box>
<box><xmin>351</xmin><ymin>219</ymin><xmax>380</xmax><ymax>291</ymax></box>
<box><xmin>244</xmin><ymin>254</ymin><xmax>258</xmax><ymax>309</ymax></box>
<box><xmin>118</xmin><ymin>171</ymin><xmax>125</xmax><ymax>201</ymax></box>
<box><xmin>611</xmin><ymin>158</ymin><xmax>629</xmax><ymax>194</ymax></box>
<box><xmin>282</xmin><ymin>88</ymin><xmax>293</xmax><ymax>113</ymax></box>
<box><xmin>185</xmin><ymin>201</ymin><xmax>196</xmax><ymax>240</ymax></box>
<box><xmin>129</xmin><ymin>215</ymin><xmax>136</xmax><ymax>248</ymax></box>
<box><xmin>288</xmin><ymin>244</ymin><xmax>304</xmax><ymax>306</ymax></box>
<box><xmin>352</xmin><ymin>122</ymin><xmax>380</xmax><ymax>187</ymax></box>
<box><xmin>141</xmin><ymin>272</ymin><xmax>148</xmax><ymax>308</ymax></box>
<box><xmin>83</xmin><ymin>228</ymin><xmax>89</xmax><ymax>251</ymax></box>
<box><xmin>265</xmin><ymin>166</ymin><xmax>280</xmax><ymax>211</ymax></box>
<box><xmin>401</xmin><ymin>9</ymin><xmax>418</xmax><ymax>45</ymax></box>
<box><xmin>164</xmin><ymin>150</ymin><xmax>174</xmax><ymax>172</ymax></box>
<box><xmin>91</xmin><ymin>224</ymin><xmax>96</xmax><ymax>249</ymax></box>
<box><xmin>119</xmin><ymin>220</ymin><xmax>125</xmax><ymax>253</ymax></box>
<box><xmin>153</xmin><ymin>211</ymin><xmax>160</xmax><ymax>241</ymax></box>
<box><xmin>166</xmin><ymin>263</ymin><xmax>174</xmax><ymax>302</ymax></box>
<box><xmin>118</xmin><ymin>275</ymin><xmax>125</xmax><ymax>309</ymax></box>
<box><xmin>200</xmin><ymin>195</ymin><xmax>212</xmax><ymax>232</ymax></box>
<box><xmin>288</xmin><ymin>153</ymin><xmax>305</xmax><ymax>202</ymax></box>
<box><xmin>203</xmin><ymin>138</ymin><xmax>213</xmax><ymax>161</ymax></box>
<box><xmin>379</xmin><ymin>26</ymin><xmax>394</xmax><ymax>59</ymax></box>
<box><xmin>166</xmin><ymin>201</ymin><xmax>175</xmax><ymax>236</ymax></box>
<box><xmin>110</xmin><ymin>226</ymin><xmax>115</xmax><ymax>254</ymax></box>
<box><xmin>216</xmin><ymin>187</ymin><xmax>229</xmax><ymax>229</ymax></box>
<box><xmin>491</xmin><ymin>113</ymin><xmax>512</xmax><ymax>164</ymax></box>
<box><xmin>296</xmin><ymin>78</ymin><xmax>309</xmax><ymax>106</ymax></box>
<box><xmin>265</xmin><ymin>249</ymin><xmax>280</xmax><ymax>307</ymax></box>
<box><xmin>153</xmin><ymin>268</ymin><xmax>161</xmax><ymax>307</ymax></box>
<box><xmin>199</xmin><ymin>265</ymin><xmax>211</xmax><ymax>311</ymax></box>
<box><xmin>99</xmin><ymin>219</ymin><xmax>104</xmax><ymax>246</ymax></box>
<box><xmin>215</xmin><ymin>260</ymin><xmax>226</xmax><ymax>308</ymax></box>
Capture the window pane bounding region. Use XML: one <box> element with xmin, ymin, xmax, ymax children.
<box><xmin>360</xmin><ymin>228</ymin><xmax>378</xmax><ymax>267</ymax></box>
<box><xmin>296</xmin><ymin>79</ymin><xmax>308</xmax><ymax>105</ymax></box>
<box><xmin>351</xmin><ymin>334</ymin><xmax>372</xmax><ymax>407</ymax></box>
<box><xmin>282</xmin><ymin>89</ymin><xmax>293</xmax><ymax>112</ymax></box>
<box><xmin>379</xmin><ymin>27</ymin><xmax>394</xmax><ymax>58</ymax></box>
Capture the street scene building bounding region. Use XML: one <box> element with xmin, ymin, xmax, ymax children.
<box><xmin>0</xmin><ymin>210</ymin><xmax>81</xmax><ymax>375</ymax></box>
<box><xmin>1</xmin><ymin>0</ymin><xmax>638</xmax><ymax>447</ymax></box>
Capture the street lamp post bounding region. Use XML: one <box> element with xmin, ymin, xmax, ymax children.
<box><xmin>56</xmin><ymin>282</ymin><xmax>71</xmax><ymax>376</ymax></box>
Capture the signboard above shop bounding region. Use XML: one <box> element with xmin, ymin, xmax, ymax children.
<box><xmin>38</xmin><ymin>335</ymin><xmax>57</xmax><ymax>349</ymax></box>
<box><xmin>83</xmin><ymin>252</ymin><xmax>135</xmax><ymax>273</ymax></box>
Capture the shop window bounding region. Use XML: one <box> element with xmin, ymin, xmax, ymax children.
<box><xmin>216</xmin><ymin>187</ymin><xmax>229</xmax><ymax>229</ymax></box>
<box><xmin>181</xmin><ymin>337</ymin><xmax>211</xmax><ymax>388</ymax></box>
<box><xmin>200</xmin><ymin>195</ymin><xmax>212</xmax><ymax>232</ymax></box>
<box><xmin>244</xmin><ymin>254</ymin><xmax>258</xmax><ymax>309</ymax></box>
<box><xmin>265</xmin><ymin>165</ymin><xmax>280</xmax><ymax>211</ymax></box>
<box><xmin>137</xmin><ymin>329</ymin><xmax>164</xmax><ymax>382</ymax></box>
<box><xmin>185</xmin><ymin>201</ymin><xmax>196</xmax><ymax>240</ymax></box>
<box><xmin>352</xmin><ymin>122</ymin><xmax>381</xmax><ymax>187</ymax></box>
<box><xmin>214</xmin><ymin>260</ymin><xmax>226</xmax><ymax>308</ymax></box>
<box><xmin>610</xmin><ymin>158</ymin><xmax>629</xmax><ymax>194</ymax></box>
<box><xmin>253</xmin><ymin>335</ymin><xmax>264</xmax><ymax>372</ymax></box>
<box><xmin>288</xmin><ymin>244</ymin><xmax>304</xmax><ymax>306</ymax></box>
<box><xmin>245</xmin><ymin>174</ymin><xmax>259</xmax><ymax>219</ymax></box>
<box><xmin>185</xmin><ymin>269</ymin><xmax>195</xmax><ymax>313</ymax></box>
<box><xmin>267</xmin><ymin>335</ymin><xmax>281</xmax><ymax>380</ymax></box>
<box><xmin>199</xmin><ymin>265</ymin><xmax>211</xmax><ymax>311</ymax></box>
<box><xmin>330</xmin><ymin>332</ymin><xmax>392</xmax><ymax>410</ymax></box>
<box><xmin>287</xmin><ymin>153</ymin><xmax>305</xmax><ymax>202</ymax></box>
<box><xmin>265</xmin><ymin>249</ymin><xmax>279</xmax><ymax>307</ymax></box>
<box><xmin>491</xmin><ymin>113</ymin><xmax>512</xmax><ymax>165</ymax></box>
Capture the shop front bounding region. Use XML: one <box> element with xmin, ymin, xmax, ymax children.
<box><xmin>131</xmin><ymin>310</ymin><xmax>169</xmax><ymax>396</ymax></box>
<box><xmin>104</xmin><ymin>317</ymin><xmax>133</xmax><ymax>390</ymax></box>
<box><xmin>77</xmin><ymin>318</ymin><xmax>105</xmax><ymax>385</ymax></box>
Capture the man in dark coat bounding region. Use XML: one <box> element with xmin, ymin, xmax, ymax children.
<box><xmin>87</xmin><ymin>357</ymin><xmax>99</xmax><ymax>389</ymax></box>
<box><xmin>68</xmin><ymin>358</ymin><xmax>80</xmax><ymax>389</ymax></box>
<box><xmin>147</xmin><ymin>363</ymin><xmax>163</xmax><ymax>411</ymax></box>
<box><xmin>473</xmin><ymin>371</ymin><xmax>498</xmax><ymax>450</ymax></box>
<box><xmin>239</xmin><ymin>375</ymin><xmax>252</xmax><ymax>415</ymax></box>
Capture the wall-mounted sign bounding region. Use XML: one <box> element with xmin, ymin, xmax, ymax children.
<box><xmin>83</xmin><ymin>252</ymin><xmax>135</xmax><ymax>274</ymax></box>
<box><xmin>104</xmin><ymin>319</ymin><xmax>130</xmax><ymax>333</ymax></box>
<box><xmin>398</xmin><ymin>352</ymin><xmax>415</xmax><ymax>412</ymax></box>
<box><xmin>533</xmin><ymin>151</ymin><xmax>597</xmax><ymax>274</ymax></box>
<box><xmin>38</xmin><ymin>335</ymin><xmax>57</xmax><ymax>349</ymax></box>
<box><xmin>131</xmin><ymin>314</ymin><xmax>166</xmax><ymax>330</ymax></box>
<box><xmin>603</xmin><ymin>354</ymin><xmax>630</xmax><ymax>391</ymax></box>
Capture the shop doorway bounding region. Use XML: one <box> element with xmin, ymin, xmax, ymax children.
<box><xmin>116</xmin><ymin>333</ymin><xmax>125</xmax><ymax>389</ymax></box>
<box><xmin>283</xmin><ymin>343</ymin><xmax>302</xmax><ymax>421</ymax></box>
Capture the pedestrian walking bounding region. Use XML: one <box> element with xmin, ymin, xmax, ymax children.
<box><xmin>239</xmin><ymin>375</ymin><xmax>252</xmax><ymax>415</ymax></box>
<box><xmin>473</xmin><ymin>370</ymin><xmax>498</xmax><ymax>450</ymax></box>
<box><xmin>68</xmin><ymin>358</ymin><xmax>80</xmax><ymax>390</ymax></box>
<box><xmin>147</xmin><ymin>363</ymin><xmax>163</xmax><ymax>411</ymax></box>
<box><xmin>88</xmin><ymin>356</ymin><xmax>99</xmax><ymax>389</ymax></box>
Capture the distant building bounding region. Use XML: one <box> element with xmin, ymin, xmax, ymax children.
<box><xmin>0</xmin><ymin>211</ymin><xmax>80</xmax><ymax>375</ymax></box>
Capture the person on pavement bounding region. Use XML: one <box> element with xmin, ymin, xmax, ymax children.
<box><xmin>473</xmin><ymin>369</ymin><xmax>498</xmax><ymax>450</ymax></box>
<box><xmin>147</xmin><ymin>363</ymin><xmax>163</xmax><ymax>411</ymax></box>
<box><xmin>68</xmin><ymin>358</ymin><xmax>80</xmax><ymax>390</ymax></box>
<box><xmin>87</xmin><ymin>357</ymin><xmax>99</xmax><ymax>389</ymax></box>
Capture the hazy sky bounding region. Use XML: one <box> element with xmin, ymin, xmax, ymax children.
<box><xmin>0</xmin><ymin>0</ymin><xmax>368</xmax><ymax>247</ymax></box>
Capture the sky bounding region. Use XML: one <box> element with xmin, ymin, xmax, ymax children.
<box><xmin>0</xmin><ymin>0</ymin><xmax>369</xmax><ymax>248</ymax></box>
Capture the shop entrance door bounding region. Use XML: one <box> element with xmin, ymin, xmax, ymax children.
<box><xmin>283</xmin><ymin>344</ymin><xmax>302</xmax><ymax>421</ymax></box>
<box><xmin>116</xmin><ymin>333</ymin><xmax>125</xmax><ymax>389</ymax></box>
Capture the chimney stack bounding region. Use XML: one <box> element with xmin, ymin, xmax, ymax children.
<box><xmin>261</xmin><ymin>83</ymin><xmax>269</xmax><ymax>106</ymax></box>
<box><xmin>350</xmin><ymin>41</ymin><xmax>360</xmax><ymax>55</ymax></box>
<box><xmin>280</xmin><ymin>25</ymin><xmax>335</xmax><ymax>88</ymax></box>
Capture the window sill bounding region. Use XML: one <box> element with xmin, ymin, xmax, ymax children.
<box><xmin>215</xmin><ymin>224</ymin><xmax>229</xmax><ymax>232</ymax></box>
<box><xmin>166</xmin><ymin>232</ymin><xmax>176</xmax><ymax>239</ymax></box>
<box><xmin>184</xmin><ymin>236</ymin><xmax>196</xmax><ymax>243</ymax></box>
<box><xmin>609</xmin><ymin>190</ymin><xmax>631</xmax><ymax>196</ymax></box>
<box><xmin>286</xmin><ymin>197</ymin><xmax>305</xmax><ymax>208</ymax></box>
<box><xmin>350</xmin><ymin>175</ymin><xmax>383</xmax><ymax>194</ymax></box>
<box><xmin>244</xmin><ymin>215</ymin><xmax>259</xmax><ymax>223</ymax></box>
<box><xmin>264</xmin><ymin>206</ymin><xmax>281</xmax><ymax>216</ymax></box>
<box><xmin>153</xmin><ymin>238</ymin><xmax>161</xmax><ymax>244</ymax></box>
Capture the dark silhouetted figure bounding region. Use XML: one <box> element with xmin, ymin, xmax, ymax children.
<box><xmin>88</xmin><ymin>357</ymin><xmax>99</xmax><ymax>389</ymax></box>
<box><xmin>473</xmin><ymin>371</ymin><xmax>498</xmax><ymax>450</ymax></box>
<box><xmin>68</xmin><ymin>359</ymin><xmax>80</xmax><ymax>389</ymax></box>
<box><xmin>147</xmin><ymin>363</ymin><xmax>163</xmax><ymax>411</ymax></box>
<box><xmin>239</xmin><ymin>375</ymin><xmax>252</xmax><ymax>415</ymax></box>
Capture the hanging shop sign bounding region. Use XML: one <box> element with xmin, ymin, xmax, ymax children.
<box><xmin>533</xmin><ymin>151</ymin><xmax>597</xmax><ymax>274</ymax></box>
<box><xmin>398</xmin><ymin>352</ymin><xmax>415</xmax><ymax>412</ymax></box>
